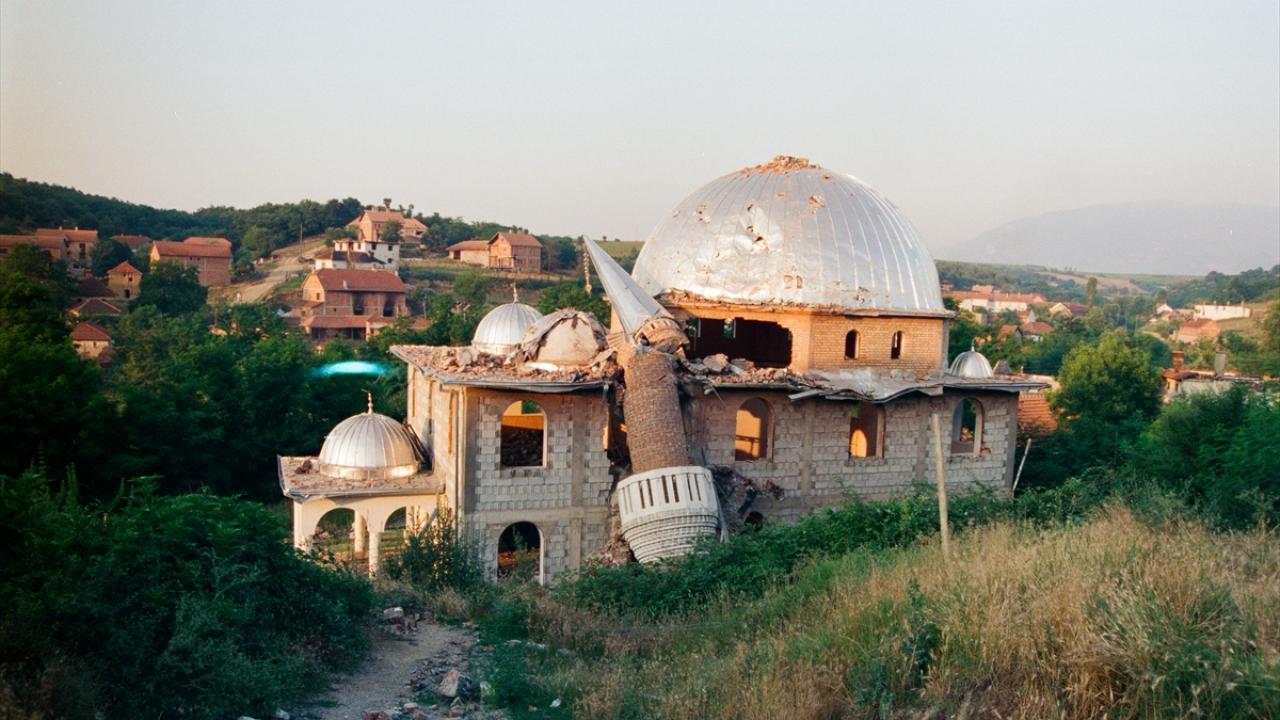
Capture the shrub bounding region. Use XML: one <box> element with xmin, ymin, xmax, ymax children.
<box><xmin>0</xmin><ymin>474</ymin><xmax>376</xmax><ymax>720</ymax></box>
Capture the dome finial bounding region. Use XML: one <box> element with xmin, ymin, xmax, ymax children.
<box><xmin>365</xmin><ymin>391</ymin><xmax>374</xmax><ymax>414</ymax></box>
<box><xmin>512</xmin><ymin>282</ymin><xmax>519</xmax><ymax>303</ymax></box>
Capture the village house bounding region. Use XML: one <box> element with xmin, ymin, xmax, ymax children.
<box><xmin>347</xmin><ymin>209</ymin><xmax>427</xmax><ymax>244</ymax></box>
<box><xmin>150</xmin><ymin>237</ymin><xmax>233</xmax><ymax>286</ymax></box>
<box><xmin>1193</xmin><ymin>303</ymin><xmax>1252</xmax><ymax>321</ymax></box>
<box><xmin>946</xmin><ymin>285</ymin><xmax>1047</xmax><ymax>322</ymax></box>
<box><xmin>280</xmin><ymin>157</ymin><xmax>1043</xmax><ymax>582</ymax></box>
<box><xmin>1174</xmin><ymin>318</ymin><xmax>1220</xmax><ymax>344</ymax></box>
<box><xmin>314</xmin><ymin>234</ymin><xmax>402</xmax><ymax>272</ymax></box>
<box><xmin>70</xmin><ymin>321</ymin><xmax>112</xmax><ymax>361</ymax></box>
<box><xmin>298</xmin><ymin>268</ymin><xmax>409</xmax><ymax>343</ymax></box>
<box><xmin>37</xmin><ymin>227</ymin><xmax>97</xmax><ymax>274</ymax></box>
<box><xmin>107</xmin><ymin>260</ymin><xmax>142</xmax><ymax>299</ymax></box>
<box><xmin>70</xmin><ymin>298</ymin><xmax>124</xmax><ymax>319</ymax></box>
<box><xmin>110</xmin><ymin>234</ymin><xmax>153</xmax><ymax>251</ymax></box>
<box><xmin>0</xmin><ymin>233</ymin><xmax>68</xmax><ymax>263</ymax></box>
<box><xmin>1048</xmin><ymin>301</ymin><xmax>1088</xmax><ymax>318</ymax></box>
<box><xmin>447</xmin><ymin>231</ymin><xmax>543</xmax><ymax>271</ymax></box>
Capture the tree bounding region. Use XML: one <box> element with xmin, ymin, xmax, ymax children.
<box><xmin>239</xmin><ymin>225</ymin><xmax>282</xmax><ymax>260</ymax></box>
<box><xmin>0</xmin><ymin>244</ymin><xmax>75</xmax><ymax>341</ymax></box>
<box><xmin>323</xmin><ymin>225</ymin><xmax>357</xmax><ymax>246</ymax></box>
<box><xmin>1086</xmin><ymin>276</ymin><xmax>1098</xmax><ymax>307</ymax></box>
<box><xmin>380</xmin><ymin>220</ymin><xmax>402</xmax><ymax>244</ymax></box>
<box><xmin>451</xmin><ymin>270</ymin><xmax>493</xmax><ymax>309</ymax></box>
<box><xmin>1052</xmin><ymin>333</ymin><xmax>1163</xmax><ymax>426</ymax></box>
<box><xmin>90</xmin><ymin>238</ymin><xmax>136</xmax><ymax>277</ymax></box>
<box><xmin>1262</xmin><ymin>300</ymin><xmax>1280</xmax><ymax>357</ymax></box>
<box><xmin>134</xmin><ymin>261</ymin><xmax>207</xmax><ymax>315</ymax></box>
<box><xmin>536</xmin><ymin>282</ymin><xmax>609</xmax><ymax>320</ymax></box>
<box><xmin>943</xmin><ymin>298</ymin><xmax>984</xmax><ymax>363</ymax></box>
<box><xmin>382</xmin><ymin>197</ymin><xmax>393</xmax><ymax>211</ymax></box>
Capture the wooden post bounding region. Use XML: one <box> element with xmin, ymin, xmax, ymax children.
<box><xmin>931</xmin><ymin>412</ymin><xmax>951</xmax><ymax>560</ymax></box>
<box><xmin>1012</xmin><ymin>437</ymin><xmax>1032</xmax><ymax>495</ymax></box>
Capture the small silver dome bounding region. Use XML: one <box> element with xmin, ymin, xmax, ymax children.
<box><xmin>633</xmin><ymin>156</ymin><xmax>945</xmax><ymax>314</ymax></box>
<box><xmin>520</xmin><ymin>310</ymin><xmax>606</xmax><ymax>369</ymax></box>
<box><xmin>949</xmin><ymin>348</ymin><xmax>995</xmax><ymax>379</ymax></box>
<box><xmin>318</xmin><ymin>409</ymin><xmax>423</xmax><ymax>480</ymax></box>
<box><xmin>473</xmin><ymin>302</ymin><xmax>542</xmax><ymax>355</ymax></box>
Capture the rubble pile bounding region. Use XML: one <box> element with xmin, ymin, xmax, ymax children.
<box><xmin>392</xmin><ymin>344</ymin><xmax>619</xmax><ymax>385</ymax></box>
<box><xmin>709</xmin><ymin>465</ymin><xmax>785</xmax><ymax>533</ymax></box>
<box><xmin>678</xmin><ymin>352</ymin><xmax>798</xmax><ymax>388</ymax></box>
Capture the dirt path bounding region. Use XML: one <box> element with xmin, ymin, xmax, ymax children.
<box><xmin>210</xmin><ymin>237</ymin><xmax>325</xmax><ymax>304</ymax></box>
<box><xmin>305</xmin><ymin>620</ymin><xmax>474</xmax><ymax>720</ymax></box>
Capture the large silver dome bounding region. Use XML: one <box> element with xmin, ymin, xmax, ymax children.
<box><xmin>318</xmin><ymin>409</ymin><xmax>423</xmax><ymax>480</ymax></box>
<box><xmin>632</xmin><ymin>156</ymin><xmax>945</xmax><ymax>314</ymax></box>
<box><xmin>473</xmin><ymin>302</ymin><xmax>542</xmax><ymax>355</ymax></box>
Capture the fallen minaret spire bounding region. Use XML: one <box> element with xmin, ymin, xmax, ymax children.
<box><xmin>583</xmin><ymin>238</ymin><xmax>720</xmax><ymax>562</ymax></box>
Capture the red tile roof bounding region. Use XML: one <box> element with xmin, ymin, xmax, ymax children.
<box><xmin>1</xmin><ymin>234</ymin><xmax>67</xmax><ymax>254</ymax></box>
<box><xmin>351</xmin><ymin>209</ymin><xmax>427</xmax><ymax>231</ymax></box>
<box><xmin>152</xmin><ymin>240</ymin><xmax>232</xmax><ymax>259</ymax></box>
<box><xmin>1020</xmin><ymin>321</ymin><xmax>1055</xmax><ymax>336</ymax></box>
<box><xmin>75</xmin><ymin>277</ymin><xmax>114</xmax><ymax>298</ymax></box>
<box><xmin>108</xmin><ymin>260</ymin><xmax>142</xmax><ymax>276</ymax></box>
<box><xmin>71</xmin><ymin>321</ymin><xmax>112</xmax><ymax>342</ymax></box>
<box><xmin>311</xmin><ymin>268</ymin><xmax>406</xmax><ymax>292</ymax></box>
<box><xmin>447</xmin><ymin>239</ymin><xmax>491</xmax><ymax>252</ymax></box>
<box><xmin>493</xmin><ymin>231</ymin><xmax>542</xmax><ymax>248</ymax></box>
<box><xmin>38</xmin><ymin>227</ymin><xmax>98</xmax><ymax>243</ymax></box>
<box><xmin>111</xmin><ymin>234</ymin><xmax>153</xmax><ymax>249</ymax></box>
<box><xmin>185</xmin><ymin>236</ymin><xmax>231</xmax><ymax>248</ymax></box>
<box><xmin>1018</xmin><ymin>394</ymin><xmax>1058</xmax><ymax>437</ymax></box>
<box><xmin>72</xmin><ymin>298</ymin><xmax>123</xmax><ymax>317</ymax></box>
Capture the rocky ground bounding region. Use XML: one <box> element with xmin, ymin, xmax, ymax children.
<box><xmin>251</xmin><ymin>610</ymin><xmax>508</xmax><ymax>720</ymax></box>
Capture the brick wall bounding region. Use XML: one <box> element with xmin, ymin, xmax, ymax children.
<box><xmin>664</xmin><ymin>304</ymin><xmax>945</xmax><ymax>374</ymax></box>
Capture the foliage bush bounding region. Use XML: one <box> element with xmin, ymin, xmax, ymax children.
<box><xmin>0</xmin><ymin>474</ymin><xmax>376</xmax><ymax>720</ymax></box>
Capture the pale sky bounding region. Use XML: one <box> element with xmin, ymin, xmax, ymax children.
<box><xmin>2</xmin><ymin>1</ymin><xmax>1277</xmax><ymax>252</ymax></box>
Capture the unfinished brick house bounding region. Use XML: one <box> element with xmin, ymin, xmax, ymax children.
<box><xmin>150</xmin><ymin>237</ymin><xmax>232</xmax><ymax>286</ymax></box>
<box><xmin>446</xmin><ymin>232</ymin><xmax>543</xmax><ymax>271</ymax></box>
<box><xmin>298</xmin><ymin>268</ymin><xmax>409</xmax><ymax>343</ymax></box>
<box><xmin>283</xmin><ymin>157</ymin><xmax>1041</xmax><ymax>582</ymax></box>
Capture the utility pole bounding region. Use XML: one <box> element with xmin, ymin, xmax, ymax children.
<box><xmin>931</xmin><ymin>412</ymin><xmax>952</xmax><ymax>562</ymax></box>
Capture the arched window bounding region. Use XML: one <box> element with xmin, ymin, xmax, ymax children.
<box><xmin>500</xmin><ymin>400</ymin><xmax>545</xmax><ymax>467</ymax></box>
<box><xmin>844</xmin><ymin>330</ymin><xmax>859</xmax><ymax>359</ymax></box>
<box><xmin>497</xmin><ymin>521</ymin><xmax>542</xmax><ymax>582</ymax></box>
<box><xmin>890</xmin><ymin>331</ymin><xmax>904</xmax><ymax>360</ymax></box>
<box><xmin>849</xmin><ymin>402</ymin><xmax>884</xmax><ymax>458</ymax></box>
<box><xmin>311</xmin><ymin>508</ymin><xmax>359</xmax><ymax>564</ymax></box>
<box><xmin>951</xmin><ymin>398</ymin><xmax>984</xmax><ymax>456</ymax></box>
<box><xmin>735</xmin><ymin>398</ymin><xmax>771</xmax><ymax>461</ymax></box>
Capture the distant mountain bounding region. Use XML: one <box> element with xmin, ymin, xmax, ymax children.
<box><xmin>945</xmin><ymin>201</ymin><xmax>1280</xmax><ymax>275</ymax></box>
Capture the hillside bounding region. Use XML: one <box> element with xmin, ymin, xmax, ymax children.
<box><xmin>947</xmin><ymin>201</ymin><xmax>1280</xmax><ymax>275</ymax></box>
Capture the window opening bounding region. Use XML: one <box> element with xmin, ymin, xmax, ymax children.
<box><xmin>951</xmin><ymin>398</ymin><xmax>984</xmax><ymax>456</ymax></box>
<box><xmin>735</xmin><ymin>398</ymin><xmax>772</xmax><ymax>461</ymax></box>
<box><xmin>849</xmin><ymin>402</ymin><xmax>883</xmax><ymax>458</ymax></box>
<box><xmin>500</xmin><ymin>400</ymin><xmax>545</xmax><ymax>467</ymax></box>
<box><xmin>891</xmin><ymin>331</ymin><xmax>904</xmax><ymax>360</ymax></box>
<box><xmin>845</xmin><ymin>330</ymin><xmax>859</xmax><ymax>359</ymax></box>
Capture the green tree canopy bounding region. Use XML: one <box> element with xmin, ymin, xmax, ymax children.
<box><xmin>90</xmin><ymin>238</ymin><xmax>138</xmax><ymax>277</ymax></box>
<box><xmin>1051</xmin><ymin>332</ymin><xmax>1164</xmax><ymax>426</ymax></box>
<box><xmin>536</xmin><ymin>281</ymin><xmax>609</xmax><ymax>320</ymax></box>
<box><xmin>134</xmin><ymin>261</ymin><xmax>208</xmax><ymax>315</ymax></box>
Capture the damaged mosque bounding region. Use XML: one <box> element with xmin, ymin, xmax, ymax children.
<box><xmin>279</xmin><ymin>156</ymin><xmax>1045</xmax><ymax>581</ymax></box>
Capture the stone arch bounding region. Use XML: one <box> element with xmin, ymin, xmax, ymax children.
<box><xmin>735</xmin><ymin>397</ymin><xmax>772</xmax><ymax>461</ymax></box>
<box><xmin>500</xmin><ymin>400</ymin><xmax>546</xmax><ymax>468</ymax></box>
<box><xmin>497</xmin><ymin>521</ymin><xmax>543</xmax><ymax>583</ymax></box>
<box><xmin>310</xmin><ymin>507</ymin><xmax>365</xmax><ymax>564</ymax></box>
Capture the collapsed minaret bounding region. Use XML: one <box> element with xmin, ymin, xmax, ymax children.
<box><xmin>583</xmin><ymin>239</ymin><xmax>721</xmax><ymax>562</ymax></box>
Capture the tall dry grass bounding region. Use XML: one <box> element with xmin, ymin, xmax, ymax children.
<box><xmin>540</xmin><ymin>507</ymin><xmax>1279</xmax><ymax>719</ymax></box>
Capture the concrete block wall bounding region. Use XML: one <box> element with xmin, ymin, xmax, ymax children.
<box><xmin>689</xmin><ymin>390</ymin><xmax>1018</xmax><ymax>522</ymax></box>
<box><xmin>463</xmin><ymin>389</ymin><xmax>614</xmax><ymax>580</ymax></box>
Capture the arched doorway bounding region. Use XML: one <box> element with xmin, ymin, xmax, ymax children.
<box><xmin>497</xmin><ymin>522</ymin><xmax>542</xmax><ymax>582</ymax></box>
<box><xmin>311</xmin><ymin>508</ymin><xmax>361</xmax><ymax>566</ymax></box>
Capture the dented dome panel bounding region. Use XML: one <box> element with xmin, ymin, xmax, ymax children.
<box><xmin>633</xmin><ymin>156</ymin><xmax>946</xmax><ymax>314</ymax></box>
<box><xmin>521</xmin><ymin>310</ymin><xmax>607</xmax><ymax>368</ymax></box>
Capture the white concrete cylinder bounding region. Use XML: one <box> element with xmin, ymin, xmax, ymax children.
<box><xmin>617</xmin><ymin>465</ymin><xmax>720</xmax><ymax>563</ymax></box>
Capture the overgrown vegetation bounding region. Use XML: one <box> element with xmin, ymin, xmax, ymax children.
<box><xmin>0</xmin><ymin>473</ymin><xmax>376</xmax><ymax>719</ymax></box>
